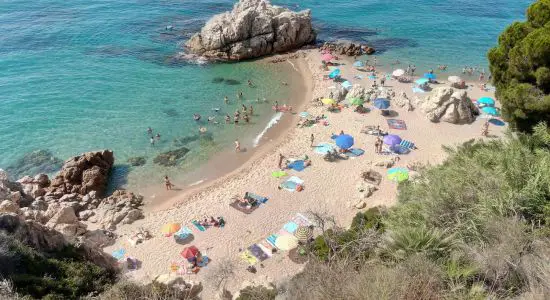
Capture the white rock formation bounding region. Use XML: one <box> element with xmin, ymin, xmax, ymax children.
<box><xmin>185</xmin><ymin>0</ymin><xmax>316</xmax><ymax>60</ymax></box>
<box><xmin>418</xmin><ymin>87</ymin><xmax>479</xmax><ymax>124</ymax></box>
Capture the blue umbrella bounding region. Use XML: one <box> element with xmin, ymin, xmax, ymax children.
<box><xmin>478</xmin><ymin>97</ymin><xmax>495</xmax><ymax>106</ymax></box>
<box><xmin>424</xmin><ymin>73</ymin><xmax>437</xmax><ymax>80</ymax></box>
<box><xmin>373</xmin><ymin>98</ymin><xmax>390</xmax><ymax>109</ymax></box>
<box><xmin>353</xmin><ymin>61</ymin><xmax>365</xmax><ymax>68</ymax></box>
<box><xmin>383</xmin><ymin>134</ymin><xmax>402</xmax><ymax>146</ymax></box>
<box><xmin>482</xmin><ymin>106</ymin><xmax>499</xmax><ymax>116</ymax></box>
<box><xmin>488</xmin><ymin>118</ymin><xmax>505</xmax><ymax>126</ymax></box>
<box><xmin>415</xmin><ymin>78</ymin><xmax>429</xmax><ymax>85</ymax></box>
<box><xmin>329</xmin><ymin>69</ymin><xmax>341</xmax><ymax>79</ymax></box>
<box><xmin>335</xmin><ymin>134</ymin><xmax>354</xmax><ymax>150</ymax></box>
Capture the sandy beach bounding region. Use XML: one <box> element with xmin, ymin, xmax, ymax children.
<box><xmin>104</xmin><ymin>49</ymin><xmax>506</xmax><ymax>297</ymax></box>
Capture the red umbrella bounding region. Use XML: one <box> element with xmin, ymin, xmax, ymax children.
<box><xmin>180</xmin><ymin>245</ymin><xmax>199</xmax><ymax>259</ymax></box>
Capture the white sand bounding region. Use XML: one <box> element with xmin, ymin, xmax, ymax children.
<box><xmin>104</xmin><ymin>50</ymin><xmax>506</xmax><ymax>297</ymax></box>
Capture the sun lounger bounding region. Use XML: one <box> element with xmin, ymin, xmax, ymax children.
<box><xmin>229</xmin><ymin>200</ymin><xmax>260</xmax><ymax>214</ymax></box>
<box><xmin>248</xmin><ymin>244</ymin><xmax>269</xmax><ymax>261</ymax></box>
<box><xmin>266</xmin><ymin>234</ymin><xmax>278</xmax><ymax>248</ymax></box>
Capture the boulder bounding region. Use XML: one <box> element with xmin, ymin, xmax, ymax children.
<box><xmin>418</xmin><ymin>87</ymin><xmax>479</xmax><ymax>124</ymax></box>
<box><xmin>46</xmin><ymin>206</ymin><xmax>78</xmax><ymax>226</ymax></box>
<box><xmin>0</xmin><ymin>169</ymin><xmax>8</xmax><ymax>182</ymax></box>
<box><xmin>393</xmin><ymin>91</ymin><xmax>414</xmax><ymax>111</ymax></box>
<box><xmin>34</xmin><ymin>173</ymin><xmax>50</xmax><ymax>188</ymax></box>
<box><xmin>91</xmin><ymin>190</ymin><xmax>144</xmax><ymax>230</ymax></box>
<box><xmin>127</xmin><ymin>156</ymin><xmax>147</xmax><ymax>167</ymax></box>
<box><xmin>0</xmin><ymin>200</ymin><xmax>19</xmax><ymax>214</ymax></box>
<box><xmin>185</xmin><ymin>0</ymin><xmax>316</xmax><ymax>60</ymax></box>
<box><xmin>81</xmin><ymin>229</ymin><xmax>116</xmax><ymax>248</ymax></box>
<box><xmin>346</xmin><ymin>84</ymin><xmax>366</xmax><ymax>100</ymax></box>
<box><xmin>78</xmin><ymin>209</ymin><xmax>95</xmax><ymax>221</ymax></box>
<box><xmin>47</xmin><ymin>150</ymin><xmax>114</xmax><ymax>197</ymax></box>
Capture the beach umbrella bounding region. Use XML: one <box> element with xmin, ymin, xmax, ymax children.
<box><xmin>294</xmin><ymin>226</ymin><xmax>313</xmax><ymax>242</ymax></box>
<box><xmin>424</xmin><ymin>73</ymin><xmax>437</xmax><ymax>80</ymax></box>
<box><xmin>387</xmin><ymin>167</ymin><xmax>409</xmax><ymax>183</ymax></box>
<box><xmin>392</xmin><ymin>69</ymin><xmax>405</xmax><ymax>77</ymax></box>
<box><xmin>488</xmin><ymin>118</ymin><xmax>505</xmax><ymax>126</ymax></box>
<box><xmin>373</xmin><ymin>98</ymin><xmax>390</xmax><ymax>110</ymax></box>
<box><xmin>353</xmin><ymin>60</ymin><xmax>365</xmax><ymax>68</ymax></box>
<box><xmin>448</xmin><ymin>75</ymin><xmax>462</xmax><ymax>83</ymax></box>
<box><xmin>322</xmin><ymin>53</ymin><xmax>334</xmax><ymax>62</ymax></box>
<box><xmin>415</xmin><ymin>78</ymin><xmax>429</xmax><ymax>85</ymax></box>
<box><xmin>482</xmin><ymin>106</ymin><xmax>499</xmax><ymax>116</ymax></box>
<box><xmin>478</xmin><ymin>97</ymin><xmax>495</xmax><ymax>106</ymax></box>
<box><xmin>383</xmin><ymin>134</ymin><xmax>402</xmax><ymax>146</ymax></box>
<box><xmin>321</xmin><ymin>98</ymin><xmax>336</xmax><ymax>105</ymax></box>
<box><xmin>180</xmin><ymin>245</ymin><xmax>200</xmax><ymax>259</ymax></box>
<box><xmin>348</xmin><ymin>97</ymin><xmax>364</xmax><ymax>106</ymax></box>
<box><xmin>335</xmin><ymin>134</ymin><xmax>354</xmax><ymax>150</ymax></box>
<box><xmin>275</xmin><ymin>235</ymin><xmax>299</xmax><ymax>251</ymax></box>
<box><xmin>328</xmin><ymin>68</ymin><xmax>341</xmax><ymax>79</ymax></box>
<box><xmin>342</xmin><ymin>81</ymin><xmax>352</xmax><ymax>90</ymax></box>
<box><xmin>161</xmin><ymin>223</ymin><xmax>181</xmax><ymax>236</ymax></box>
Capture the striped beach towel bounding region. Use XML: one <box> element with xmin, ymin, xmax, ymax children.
<box><xmin>399</xmin><ymin>140</ymin><xmax>416</xmax><ymax>150</ymax></box>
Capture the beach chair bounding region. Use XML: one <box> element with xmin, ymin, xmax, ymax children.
<box><xmin>399</xmin><ymin>139</ymin><xmax>416</xmax><ymax>150</ymax></box>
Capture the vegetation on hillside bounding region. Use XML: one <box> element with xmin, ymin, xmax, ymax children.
<box><xmin>488</xmin><ymin>0</ymin><xmax>550</xmax><ymax>132</ymax></box>
<box><xmin>283</xmin><ymin>124</ymin><xmax>550</xmax><ymax>299</ymax></box>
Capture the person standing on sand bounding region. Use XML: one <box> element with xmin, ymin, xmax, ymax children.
<box><xmin>481</xmin><ymin>121</ymin><xmax>489</xmax><ymax>137</ymax></box>
<box><xmin>380</xmin><ymin>77</ymin><xmax>385</xmax><ymax>87</ymax></box>
<box><xmin>310</xmin><ymin>133</ymin><xmax>314</xmax><ymax>147</ymax></box>
<box><xmin>235</xmin><ymin>139</ymin><xmax>241</xmax><ymax>152</ymax></box>
<box><xmin>164</xmin><ymin>176</ymin><xmax>173</xmax><ymax>190</ymax></box>
<box><xmin>278</xmin><ymin>153</ymin><xmax>285</xmax><ymax>169</ymax></box>
<box><xmin>374</xmin><ymin>139</ymin><xmax>380</xmax><ymax>153</ymax></box>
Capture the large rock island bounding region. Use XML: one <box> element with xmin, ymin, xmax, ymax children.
<box><xmin>185</xmin><ymin>0</ymin><xmax>316</xmax><ymax>60</ymax></box>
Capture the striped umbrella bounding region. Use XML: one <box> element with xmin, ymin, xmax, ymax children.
<box><xmin>294</xmin><ymin>226</ymin><xmax>313</xmax><ymax>242</ymax></box>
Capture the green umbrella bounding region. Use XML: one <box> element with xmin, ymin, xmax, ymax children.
<box><xmin>387</xmin><ymin>167</ymin><xmax>409</xmax><ymax>183</ymax></box>
<box><xmin>348</xmin><ymin>97</ymin><xmax>364</xmax><ymax>106</ymax></box>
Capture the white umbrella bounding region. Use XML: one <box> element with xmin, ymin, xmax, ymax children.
<box><xmin>392</xmin><ymin>69</ymin><xmax>405</xmax><ymax>77</ymax></box>
<box><xmin>448</xmin><ymin>76</ymin><xmax>462</xmax><ymax>83</ymax></box>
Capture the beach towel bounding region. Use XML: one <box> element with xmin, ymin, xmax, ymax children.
<box><xmin>368</xmin><ymin>75</ymin><xmax>377</xmax><ymax>80</ymax></box>
<box><xmin>197</xmin><ymin>255</ymin><xmax>209</xmax><ymax>267</ymax></box>
<box><xmin>266</xmin><ymin>234</ymin><xmax>278</xmax><ymax>248</ymax></box>
<box><xmin>257</xmin><ymin>242</ymin><xmax>274</xmax><ymax>257</ymax></box>
<box><xmin>248</xmin><ymin>193</ymin><xmax>268</xmax><ymax>204</ymax></box>
<box><xmin>283</xmin><ymin>221</ymin><xmax>299</xmax><ymax>234</ymax></box>
<box><xmin>191</xmin><ymin>220</ymin><xmax>207</xmax><ymax>232</ymax></box>
<box><xmin>293</xmin><ymin>213</ymin><xmax>313</xmax><ymax>227</ymax></box>
<box><xmin>281</xmin><ymin>176</ymin><xmax>304</xmax><ymax>192</ymax></box>
<box><xmin>112</xmin><ymin>249</ymin><xmax>126</xmax><ymax>260</ymax></box>
<box><xmin>387</xmin><ymin>119</ymin><xmax>407</xmax><ymax>130</ymax></box>
<box><xmin>229</xmin><ymin>200</ymin><xmax>259</xmax><ymax>214</ymax></box>
<box><xmin>343</xmin><ymin>148</ymin><xmax>365</xmax><ymax>157</ymax></box>
<box><xmin>271</xmin><ymin>170</ymin><xmax>288</xmax><ymax>178</ymax></box>
<box><xmin>314</xmin><ymin>142</ymin><xmax>336</xmax><ymax>155</ymax></box>
<box><xmin>248</xmin><ymin>244</ymin><xmax>269</xmax><ymax>261</ymax></box>
<box><xmin>287</xmin><ymin>160</ymin><xmax>305</xmax><ymax>172</ymax></box>
<box><xmin>399</xmin><ymin>139</ymin><xmax>416</xmax><ymax>150</ymax></box>
<box><xmin>240</xmin><ymin>250</ymin><xmax>258</xmax><ymax>265</ymax></box>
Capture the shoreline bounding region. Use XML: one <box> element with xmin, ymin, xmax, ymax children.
<box><xmin>141</xmin><ymin>54</ymin><xmax>313</xmax><ymax>212</ymax></box>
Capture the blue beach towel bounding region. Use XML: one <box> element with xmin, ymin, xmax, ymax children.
<box><xmin>112</xmin><ymin>249</ymin><xmax>126</xmax><ymax>260</ymax></box>
<box><xmin>344</xmin><ymin>148</ymin><xmax>365</xmax><ymax>157</ymax></box>
<box><xmin>281</xmin><ymin>176</ymin><xmax>304</xmax><ymax>192</ymax></box>
<box><xmin>192</xmin><ymin>220</ymin><xmax>206</xmax><ymax>232</ymax></box>
<box><xmin>248</xmin><ymin>193</ymin><xmax>268</xmax><ymax>204</ymax></box>
<box><xmin>283</xmin><ymin>221</ymin><xmax>299</xmax><ymax>234</ymax></box>
<box><xmin>412</xmin><ymin>87</ymin><xmax>426</xmax><ymax>93</ymax></box>
<box><xmin>288</xmin><ymin>160</ymin><xmax>305</xmax><ymax>171</ymax></box>
<box><xmin>266</xmin><ymin>234</ymin><xmax>278</xmax><ymax>247</ymax></box>
<box><xmin>399</xmin><ymin>140</ymin><xmax>416</xmax><ymax>149</ymax></box>
<box><xmin>368</xmin><ymin>75</ymin><xmax>377</xmax><ymax>80</ymax></box>
<box><xmin>314</xmin><ymin>143</ymin><xmax>335</xmax><ymax>155</ymax></box>
<box><xmin>175</xmin><ymin>226</ymin><xmax>193</xmax><ymax>238</ymax></box>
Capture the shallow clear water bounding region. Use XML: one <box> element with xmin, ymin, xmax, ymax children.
<box><xmin>0</xmin><ymin>0</ymin><xmax>531</xmax><ymax>187</ymax></box>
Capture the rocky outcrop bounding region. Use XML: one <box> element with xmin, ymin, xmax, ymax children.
<box><xmin>185</xmin><ymin>0</ymin><xmax>316</xmax><ymax>60</ymax></box>
<box><xmin>347</xmin><ymin>85</ymin><xmax>367</xmax><ymax>100</ymax></box>
<box><xmin>153</xmin><ymin>147</ymin><xmax>189</xmax><ymax>167</ymax></box>
<box><xmin>418</xmin><ymin>87</ymin><xmax>479</xmax><ymax>124</ymax></box>
<box><xmin>48</xmin><ymin>150</ymin><xmax>114</xmax><ymax>197</ymax></box>
<box><xmin>320</xmin><ymin>41</ymin><xmax>375</xmax><ymax>56</ymax></box>
<box><xmin>89</xmin><ymin>190</ymin><xmax>144</xmax><ymax>230</ymax></box>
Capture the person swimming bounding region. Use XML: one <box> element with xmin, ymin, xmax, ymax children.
<box><xmin>193</xmin><ymin>113</ymin><xmax>201</xmax><ymax>121</ymax></box>
<box><xmin>147</xmin><ymin>127</ymin><xmax>153</xmax><ymax>135</ymax></box>
<box><xmin>155</xmin><ymin>133</ymin><xmax>161</xmax><ymax>141</ymax></box>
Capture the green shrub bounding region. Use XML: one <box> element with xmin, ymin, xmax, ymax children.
<box><xmin>236</xmin><ymin>285</ymin><xmax>277</xmax><ymax>300</ymax></box>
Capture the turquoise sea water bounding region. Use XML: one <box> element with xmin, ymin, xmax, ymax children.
<box><xmin>0</xmin><ymin>0</ymin><xmax>532</xmax><ymax>188</ymax></box>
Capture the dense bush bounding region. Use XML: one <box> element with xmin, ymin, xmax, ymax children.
<box><xmin>488</xmin><ymin>0</ymin><xmax>550</xmax><ymax>132</ymax></box>
<box><xmin>0</xmin><ymin>233</ymin><xmax>116</xmax><ymax>299</ymax></box>
<box><xmin>289</xmin><ymin>125</ymin><xmax>550</xmax><ymax>299</ymax></box>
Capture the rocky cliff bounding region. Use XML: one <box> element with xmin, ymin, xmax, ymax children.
<box><xmin>185</xmin><ymin>0</ymin><xmax>316</xmax><ymax>60</ymax></box>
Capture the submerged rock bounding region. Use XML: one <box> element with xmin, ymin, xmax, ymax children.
<box><xmin>224</xmin><ymin>79</ymin><xmax>242</xmax><ymax>85</ymax></box>
<box><xmin>127</xmin><ymin>156</ymin><xmax>147</xmax><ymax>167</ymax></box>
<box><xmin>153</xmin><ymin>147</ymin><xmax>190</xmax><ymax>167</ymax></box>
<box><xmin>5</xmin><ymin>150</ymin><xmax>63</xmax><ymax>180</ymax></box>
<box><xmin>320</xmin><ymin>41</ymin><xmax>375</xmax><ymax>56</ymax></box>
<box><xmin>211</xmin><ymin>77</ymin><xmax>225</xmax><ymax>83</ymax></box>
<box><xmin>185</xmin><ymin>0</ymin><xmax>316</xmax><ymax>60</ymax></box>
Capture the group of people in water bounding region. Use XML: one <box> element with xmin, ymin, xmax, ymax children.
<box><xmin>147</xmin><ymin>127</ymin><xmax>161</xmax><ymax>146</ymax></box>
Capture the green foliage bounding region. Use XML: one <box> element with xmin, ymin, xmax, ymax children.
<box><xmin>0</xmin><ymin>233</ymin><xmax>116</xmax><ymax>299</ymax></box>
<box><xmin>236</xmin><ymin>285</ymin><xmax>277</xmax><ymax>300</ymax></box>
<box><xmin>488</xmin><ymin>0</ymin><xmax>550</xmax><ymax>132</ymax></box>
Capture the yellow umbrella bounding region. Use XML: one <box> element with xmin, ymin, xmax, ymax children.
<box><xmin>321</xmin><ymin>98</ymin><xmax>336</xmax><ymax>105</ymax></box>
<box><xmin>275</xmin><ymin>235</ymin><xmax>299</xmax><ymax>251</ymax></box>
<box><xmin>161</xmin><ymin>223</ymin><xmax>181</xmax><ymax>236</ymax></box>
